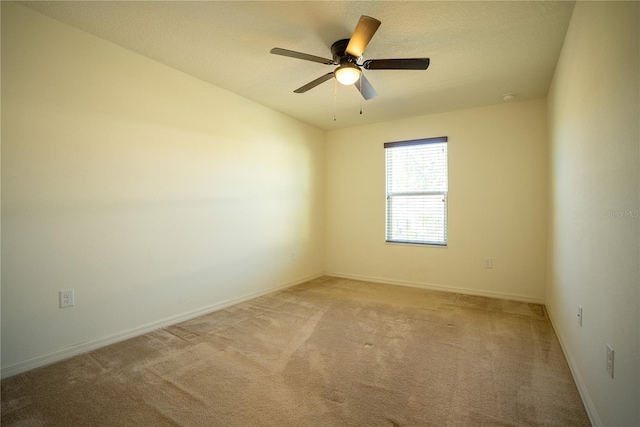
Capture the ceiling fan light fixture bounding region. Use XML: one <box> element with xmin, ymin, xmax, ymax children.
<box><xmin>334</xmin><ymin>64</ymin><xmax>361</xmax><ymax>85</ymax></box>
<box><xmin>270</xmin><ymin>15</ymin><xmax>430</xmax><ymax>100</ymax></box>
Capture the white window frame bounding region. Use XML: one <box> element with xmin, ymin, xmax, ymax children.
<box><xmin>385</xmin><ymin>137</ymin><xmax>448</xmax><ymax>246</ymax></box>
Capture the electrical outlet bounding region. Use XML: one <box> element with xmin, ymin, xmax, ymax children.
<box><xmin>291</xmin><ymin>250</ymin><xmax>298</xmax><ymax>261</ymax></box>
<box><xmin>59</xmin><ymin>289</ymin><xmax>75</xmax><ymax>308</ymax></box>
<box><xmin>483</xmin><ymin>258</ymin><xmax>493</xmax><ymax>269</ymax></box>
<box><xmin>606</xmin><ymin>344</ymin><xmax>614</xmax><ymax>378</ymax></box>
<box><xmin>577</xmin><ymin>305</ymin><xmax>582</xmax><ymax>326</ymax></box>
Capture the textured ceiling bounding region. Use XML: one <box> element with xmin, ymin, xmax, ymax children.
<box><xmin>21</xmin><ymin>1</ymin><xmax>575</xmax><ymax>130</ymax></box>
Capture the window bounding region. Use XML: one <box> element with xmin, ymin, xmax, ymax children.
<box><xmin>385</xmin><ymin>137</ymin><xmax>448</xmax><ymax>246</ymax></box>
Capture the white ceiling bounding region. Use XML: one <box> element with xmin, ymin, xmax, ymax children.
<box><xmin>21</xmin><ymin>1</ymin><xmax>575</xmax><ymax>130</ymax></box>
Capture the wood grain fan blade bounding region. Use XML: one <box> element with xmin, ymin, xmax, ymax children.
<box><xmin>270</xmin><ymin>48</ymin><xmax>334</xmax><ymax>65</ymax></box>
<box><xmin>363</xmin><ymin>58</ymin><xmax>430</xmax><ymax>70</ymax></box>
<box><xmin>346</xmin><ymin>16</ymin><xmax>381</xmax><ymax>58</ymax></box>
<box><xmin>294</xmin><ymin>73</ymin><xmax>335</xmax><ymax>93</ymax></box>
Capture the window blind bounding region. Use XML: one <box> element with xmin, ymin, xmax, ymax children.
<box><xmin>385</xmin><ymin>137</ymin><xmax>448</xmax><ymax>245</ymax></box>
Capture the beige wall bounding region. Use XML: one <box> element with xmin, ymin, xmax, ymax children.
<box><xmin>325</xmin><ymin>99</ymin><xmax>548</xmax><ymax>303</ymax></box>
<box><xmin>547</xmin><ymin>2</ymin><xmax>639</xmax><ymax>426</ymax></box>
<box><xmin>1</xmin><ymin>3</ymin><xmax>325</xmax><ymax>375</ymax></box>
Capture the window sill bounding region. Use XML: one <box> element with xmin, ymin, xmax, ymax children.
<box><xmin>385</xmin><ymin>240</ymin><xmax>448</xmax><ymax>248</ymax></box>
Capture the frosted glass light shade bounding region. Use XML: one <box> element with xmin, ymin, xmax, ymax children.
<box><xmin>334</xmin><ymin>64</ymin><xmax>361</xmax><ymax>85</ymax></box>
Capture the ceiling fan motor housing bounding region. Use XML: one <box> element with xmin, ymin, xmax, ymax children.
<box><xmin>331</xmin><ymin>39</ymin><xmax>359</xmax><ymax>65</ymax></box>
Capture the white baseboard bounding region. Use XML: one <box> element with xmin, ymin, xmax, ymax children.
<box><xmin>1</xmin><ymin>273</ymin><xmax>323</xmax><ymax>379</ymax></box>
<box><xmin>326</xmin><ymin>272</ymin><xmax>546</xmax><ymax>305</ymax></box>
<box><xmin>546</xmin><ymin>305</ymin><xmax>602</xmax><ymax>427</ymax></box>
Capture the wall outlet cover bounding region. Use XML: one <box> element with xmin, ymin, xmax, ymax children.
<box><xmin>59</xmin><ymin>289</ymin><xmax>75</xmax><ymax>308</ymax></box>
<box><xmin>606</xmin><ymin>344</ymin><xmax>614</xmax><ymax>378</ymax></box>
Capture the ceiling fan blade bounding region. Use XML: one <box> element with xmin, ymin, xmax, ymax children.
<box><xmin>270</xmin><ymin>48</ymin><xmax>334</xmax><ymax>65</ymax></box>
<box><xmin>355</xmin><ymin>73</ymin><xmax>378</xmax><ymax>100</ymax></box>
<box><xmin>346</xmin><ymin>15</ymin><xmax>381</xmax><ymax>58</ymax></box>
<box><xmin>294</xmin><ymin>73</ymin><xmax>335</xmax><ymax>93</ymax></box>
<box><xmin>363</xmin><ymin>58</ymin><xmax>430</xmax><ymax>70</ymax></box>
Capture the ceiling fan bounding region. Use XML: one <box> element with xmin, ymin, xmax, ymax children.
<box><xmin>270</xmin><ymin>15</ymin><xmax>430</xmax><ymax>100</ymax></box>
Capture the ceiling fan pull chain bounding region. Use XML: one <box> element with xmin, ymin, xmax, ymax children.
<box><xmin>334</xmin><ymin>78</ymin><xmax>337</xmax><ymax>121</ymax></box>
<box><xmin>359</xmin><ymin>74</ymin><xmax>363</xmax><ymax>115</ymax></box>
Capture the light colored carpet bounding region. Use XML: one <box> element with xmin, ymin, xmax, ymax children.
<box><xmin>1</xmin><ymin>276</ymin><xmax>590</xmax><ymax>426</ymax></box>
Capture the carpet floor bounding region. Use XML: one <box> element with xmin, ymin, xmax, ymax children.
<box><xmin>1</xmin><ymin>276</ymin><xmax>590</xmax><ymax>426</ymax></box>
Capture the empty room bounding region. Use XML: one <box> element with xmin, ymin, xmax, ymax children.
<box><xmin>1</xmin><ymin>1</ymin><xmax>638</xmax><ymax>426</ymax></box>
